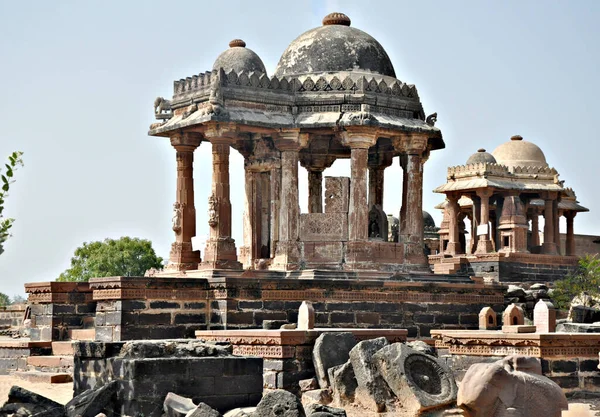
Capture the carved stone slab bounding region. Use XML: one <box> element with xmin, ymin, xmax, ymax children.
<box><xmin>299</xmin><ymin>213</ymin><xmax>348</xmax><ymax>241</ymax></box>
<box><xmin>324</xmin><ymin>177</ymin><xmax>350</xmax><ymax>214</ymax></box>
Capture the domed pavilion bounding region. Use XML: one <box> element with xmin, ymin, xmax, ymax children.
<box><xmin>431</xmin><ymin>135</ymin><xmax>588</xmax><ymax>281</ymax></box>
<box><xmin>149</xmin><ymin>12</ymin><xmax>444</xmax><ymax>274</ymax></box>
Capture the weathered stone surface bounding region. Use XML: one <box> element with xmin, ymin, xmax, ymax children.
<box><xmin>348</xmin><ymin>337</ymin><xmax>393</xmax><ymax>412</ymax></box>
<box><xmin>254</xmin><ymin>390</ymin><xmax>306</xmax><ymax>417</ymax></box>
<box><xmin>373</xmin><ymin>343</ymin><xmax>457</xmax><ymax>413</ymax></box>
<box><xmin>222</xmin><ymin>407</ymin><xmax>255</xmax><ymax>417</ymax></box>
<box><xmin>304</xmin><ymin>404</ymin><xmax>346</xmax><ymax>417</ymax></box>
<box><xmin>299</xmin><ymin>378</ymin><xmax>319</xmax><ymax>392</ymax></box>
<box><xmin>301</xmin><ymin>389</ymin><xmax>332</xmax><ymax>406</ymax></box>
<box><xmin>263</xmin><ymin>320</ymin><xmax>289</xmax><ymax>330</ymax></box>
<box><xmin>65</xmin><ymin>380</ymin><xmax>117</xmax><ymax>417</ymax></box>
<box><xmin>186</xmin><ymin>402</ymin><xmax>222</xmax><ymax>417</ymax></box>
<box><xmin>121</xmin><ymin>339</ymin><xmax>231</xmax><ymax>358</ymax></box>
<box><xmin>328</xmin><ymin>362</ymin><xmax>357</xmax><ymax>405</ymax></box>
<box><xmin>164</xmin><ymin>392</ymin><xmax>196</xmax><ymax>417</ymax></box>
<box><xmin>313</xmin><ymin>332</ymin><xmax>356</xmax><ymax>388</ymax></box>
<box><xmin>506</xmin><ymin>285</ymin><xmax>526</xmax><ymax>298</ymax></box>
<box><xmin>457</xmin><ymin>355</ymin><xmax>567</xmax><ymax>417</ymax></box>
<box><xmin>1</xmin><ymin>386</ymin><xmax>64</xmax><ymax>417</ymax></box>
<box><xmin>406</xmin><ymin>340</ymin><xmax>437</xmax><ymax>357</ymax></box>
<box><xmin>557</xmin><ymin>322</ymin><xmax>600</xmax><ymax>333</ymax></box>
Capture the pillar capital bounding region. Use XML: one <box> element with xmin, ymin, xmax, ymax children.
<box><xmin>170</xmin><ymin>132</ymin><xmax>201</xmax><ymax>149</ymax></box>
<box><xmin>393</xmin><ymin>133</ymin><xmax>429</xmax><ymax>155</ymax></box>
<box><xmin>476</xmin><ymin>188</ymin><xmax>494</xmax><ymax>199</ymax></box>
<box><xmin>564</xmin><ymin>210</ymin><xmax>577</xmax><ymax>220</ymax></box>
<box><xmin>340</xmin><ymin>127</ymin><xmax>378</xmax><ymax>149</ymax></box>
<box><xmin>541</xmin><ymin>191</ymin><xmax>558</xmax><ymax>200</ymax></box>
<box><xmin>204</xmin><ymin>122</ymin><xmax>238</xmax><ymax>142</ymax></box>
<box><xmin>274</xmin><ymin>129</ymin><xmax>306</xmax><ymax>151</ymax></box>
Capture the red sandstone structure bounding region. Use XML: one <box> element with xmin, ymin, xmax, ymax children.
<box><xmin>430</xmin><ymin>136</ymin><xmax>588</xmax><ymax>281</ymax></box>
<box><xmin>150</xmin><ymin>13</ymin><xmax>444</xmax><ymax>275</ymax></box>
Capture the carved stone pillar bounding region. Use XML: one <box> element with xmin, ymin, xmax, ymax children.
<box><xmin>270</xmin><ymin>165</ymin><xmax>281</xmax><ymax>259</ymax></box>
<box><xmin>531</xmin><ymin>211</ymin><xmax>540</xmax><ymax>247</ymax></box>
<box><xmin>565</xmin><ymin>211</ymin><xmax>576</xmax><ymax>256</ymax></box>
<box><xmin>273</xmin><ymin>130</ymin><xmax>302</xmax><ymax>270</ymax></box>
<box><xmin>475</xmin><ymin>189</ymin><xmax>494</xmax><ymax>254</ymax></box>
<box><xmin>554</xmin><ymin>201</ymin><xmax>561</xmax><ymax>255</ymax></box>
<box><xmin>368</xmin><ymin>167</ymin><xmax>384</xmax><ymax>208</ymax></box>
<box><xmin>542</xmin><ymin>192</ymin><xmax>558</xmax><ymax>255</ymax></box>
<box><xmin>166</xmin><ymin>133</ymin><xmax>202</xmax><ymax>271</ymax></box>
<box><xmin>470</xmin><ymin>197</ymin><xmax>480</xmax><ymax>255</ymax></box>
<box><xmin>202</xmin><ymin>135</ymin><xmax>242</xmax><ymax>270</ymax></box>
<box><xmin>241</xmin><ymin>166</ymin><xmax>259</xmax><ymax>268</ymax></box>
<box><xmin>348</xmin><ymin>145</ymin><xmax>369</xmax><ymax>241</ymax></box>
<box><xmin>399</xmin><ymin>155</ymin><xmax>408</xmax><ymax>239</ymax></box>
<box><xmin>308</xmin><ymin>170</ymin><xmax>323</xmax><ymax>213</ymax></box>
<box><xmin>446</xmin><ymin>194</ymin><xmax>462</xmax><ymax>255</ymax></box>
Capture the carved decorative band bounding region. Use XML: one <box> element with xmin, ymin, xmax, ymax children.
<box><xmin>93</xmin><ymin>289</ymin><xmax>208</xmax><ymax>301</ymax></box>
<box><xmin>232</xmin><ymin>345</ymin><xmax>296</xmax><ymax>359</ymax></box>
<box><xmin>28</xmin><ymin>293</ymin><xmax>93</xmax><ymax>304</ymax></box>
<box><xmin>257</xmin><ymin>289</ymin><xmax>502</xmax><ymax>304</ymax></box>
<box><xmin>447</xmin><ymin>345</ymin><xmax>600</xmax><ymax>358</ymax></box>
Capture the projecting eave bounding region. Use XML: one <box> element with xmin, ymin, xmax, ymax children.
<box><xmin>434</xmin><ymin>178</ymin><xmax>563</xmax><ymax>194</ymax></box>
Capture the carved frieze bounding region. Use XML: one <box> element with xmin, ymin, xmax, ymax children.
<box><xmin>299</xmin><ymin>213</ymin><xmax>348</xmax><ymax>242</ymax></box>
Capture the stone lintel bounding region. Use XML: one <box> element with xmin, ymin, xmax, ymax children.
<box><xmin>273</xmin><ymin>128</ymin><xmax>302</xmax><ymax>150</ymax></box>
<box><xmin>393</xmin><ymin>133</ymin><xmax>429</xmax><ymax>154</ymax></box>
<box><xmin>203</xmin><ymin>122</ymin><xmax>238</xmax><ymax>141</ymax></box>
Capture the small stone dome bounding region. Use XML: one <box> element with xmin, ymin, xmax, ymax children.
<box><xmin>274</xmin><ymin>13</ymin><xmax>396</xmax><ymax>78</ymax></box>
<box><xmin>423</xmin><ymin>211</ymin><xmax>436</xmax><ymax>229</ymax></box>
<box><xmin>212</xmin><ymin>39</ymin><xmax>267</xmax><ymax>74</ymax></box>
<box><xmin>466</xmin><ymin>148</ymin><xmax>497</xmax><ymax>165</ymax></box>
<box><xmin>492</xmin><ymin>135</ymin><xmax>548</xmax><ymax>170</ymax></box>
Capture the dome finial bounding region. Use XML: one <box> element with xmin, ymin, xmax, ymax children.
<box><xmin>478</xmin><ymin>148</ymin><xmax>486</xmax><ymax>152</ymax></box>
<box><xmin>511</xmin><ymin>135</ymin><xmax>523</xmax><ymax>141</ymax></box>
<box><xmin>322</xmin><ymin>12</ymin><xmax>351</xmax><ymax>26</ymax></box>
<box><xmin>229</xmin><ymin>39</ymin><xmax>246</xmax><ymax>48</ymax></box>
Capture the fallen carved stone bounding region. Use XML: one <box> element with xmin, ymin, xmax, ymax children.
<box><xmin>373</xmin><ymin>343</ymin><xmax>457</xmax><ymax>414</ymax></box>
<box><xmin>65</xmin><ymin>380</ymin><xmax>117</xmax><ymax>417</ymax></box>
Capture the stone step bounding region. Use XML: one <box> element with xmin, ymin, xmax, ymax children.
<box><xmin>12</xmin><ymin>371</ymin><xmax>73</xmax><ymax>384</ymax></box>
<box><xmin>27</xmin><ymin>355</ymin><xmax>73</xmax><ymax>369</ymax></box>
<box><xmin>69</xmin><ymin>328</ymin><xmax>95</xmax><ymax>340</ymax></box>
<box><xmin>52</xmin><ymin>341</ymin><xmax>74</xmax><ymax>356</ymax></box>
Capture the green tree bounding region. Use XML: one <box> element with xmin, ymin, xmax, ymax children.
<box><xmin>0</xmin><ymin>293</ymin><xmax>10</xmax><ymax>308</ymax></box>
<box><xmin>552</xmin><ymin>255</ymin><xmax>600</xmax><ymax>310</ymax></box>
<box><xmin>11</xmin><ymin>295</ymin><xmax>27</xmax><ymax>305</ymax></box>
<box><xmin>57</xmin><ymin>237</ymin><xmax>164</xmax><ymax>282</ymax></box>
<box><xmin>0</xmin><ymin>151</ymin><xmax>24</xmax><ymax>255</ymax></box>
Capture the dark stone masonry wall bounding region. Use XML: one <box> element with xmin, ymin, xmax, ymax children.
<box><xmin>454</xmin><ymin>259</ymin><xmax>578</xmax><ymax>283</ymax></box>
<box><xmin>73</xmin><ymin>340</ymin><xmax>263</xmax><ymax>417</ymax></box>
<box><xmin>94</xmin><ymin>299</ymin><xmax>207</xmax><ymax>342</ymax></box>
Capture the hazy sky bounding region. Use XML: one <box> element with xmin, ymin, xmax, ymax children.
<box><xmin>1</xmin><ymin>0</ymin><xmax>599</xmax><ymax>297</ymax></box>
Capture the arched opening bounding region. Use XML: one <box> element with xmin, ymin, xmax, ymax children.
<box><xmin>488</xmin><ymin>315</ymin><xmax>494</xmax><ymax>325</ymax></box>
<box><xmin>512</xmin><ymin>316</ymin><xmax>518</xmax><ymax>325</ymax></box>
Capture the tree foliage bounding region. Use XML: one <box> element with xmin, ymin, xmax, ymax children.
<box><xmin>0</xmin><ymin>293</ymin><xmax>10</xmax><ymax>308</ymax></box>
<box><xmin>57</xmin><ymin>237</ymin><xmax>164</xmax><ymax>282</ymax></box>
<box><xmin>552</xmin><ymin>255</ymin><xmax>600</xmax><ymax>310</ymax></box>
<box><xmin>0</xmin><ymin>151</ymin><xmax>24</xmax><ymax>255</ymax></box>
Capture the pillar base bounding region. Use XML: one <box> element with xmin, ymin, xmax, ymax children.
<box><xmin>166</xmin><ymin>242</ymin><xmax>201</xmax><ymax>271</ymax></box>
<box><xmin>404</xmin><ymin>243</ymin><xmax>427</xmax><ymax>266</ymax></box>
<box><xmin>272</xmin><ymin>241</ymin><xmax>301</xmax><ymax>271</ymax></box>
<box><xmin>542</xmin><ymin>242</ymin><xmax>559</xmax><ymax>255</ymax></box>
<box><xmin>445</xmin><ymin>242</ymin><xmax>463</xmax><ymax>256</ymax></box>
<box><xmin>475</xmin><ymin>238</ymin><xmax>494</xmax><ymax>255</ymax></box>
<box><xmin>201</xmin><ymin>238</ymin><xmax>242</xmax><ymax>270</ymax></box>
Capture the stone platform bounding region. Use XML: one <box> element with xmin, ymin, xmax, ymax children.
<box><xmin>196</xmin><ymin>328</ymin><xmax>407</xmax><ymax>394</ymax></box>
<box><xmin>429</xmin><ymin>252</ymin><xmax>579</xmax><ymax>283</ymax></box>
<box><xmin>431</xmin><ymin>329</ymin><xmax>600</xmax><ymax>393</ymax></box>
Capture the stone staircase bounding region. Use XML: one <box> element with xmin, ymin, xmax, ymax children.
<box><xmin>12</xmin><ymin>329</ymin><xmax>95</xmax><ymax>384</ymax></box>
<box><xmin>433</xmin><ymin>257</ymin><xmax>464</xmax><ymax>275</ymax></box>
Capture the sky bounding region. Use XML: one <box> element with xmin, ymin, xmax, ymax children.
<box><xmin>0</xmin><ymin>0</ymin><xmax>599</xmax><ymax>298</ymax></box>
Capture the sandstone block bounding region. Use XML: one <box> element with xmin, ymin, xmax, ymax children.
<box><xmin>186</xmin><ymin>402</ymin><xmax>222</xmax><ymax>417</ymax></box>
<box><xmin>328</xmin><ymin>362</ymin><xmax>357</xmax><ymax>405</ymax></box>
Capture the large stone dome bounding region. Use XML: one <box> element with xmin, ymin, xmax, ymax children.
<box><xmin>423</xmin><ymin>211</ymin><xmax>436</xmax><ymax>229</ymax></box>
<box><xmin>274</xmin><ymin>13</ymin><xmax>396</xmax><ymax>78</ymax></box>
<box><xmin>212</xmin><ymin>39</ymin><xmax>267</xmax><ymax>74</ymax></box>
<box><xmin>466</xmin><ymin>148</ymin><xmax>497</xmax><ymax>165</ymax></box>
<box><xmin>492</xmin><ymin>135</ymin><xmax>548</xmax><ymax>170</ymax></box>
